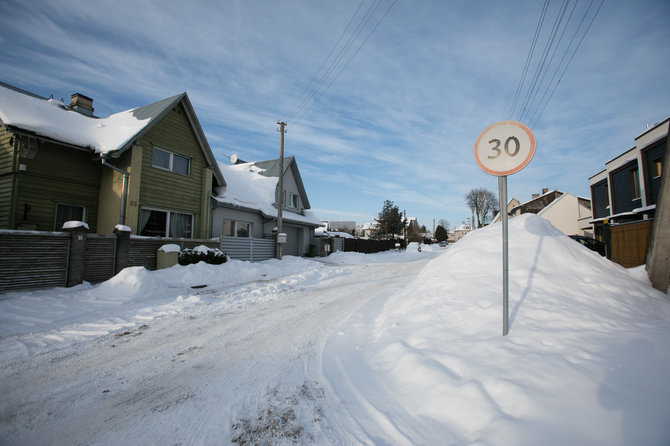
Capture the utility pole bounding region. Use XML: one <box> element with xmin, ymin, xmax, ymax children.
<box><xmin>276</xmin><ymin>121</ymin><xmax>286</xmax><ymax>259</ymax></box>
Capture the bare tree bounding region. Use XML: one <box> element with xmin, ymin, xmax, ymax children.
<box><xmin>465</xmin><ymin>188</ymin><xmax>498</xmax><ymax>228</ymax></box>
<box><xmin>438</xmin><ymin>219</ymin><xmax>450</xmax><ymax>233</ymax></box>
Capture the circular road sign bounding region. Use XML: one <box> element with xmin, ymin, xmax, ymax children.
<box><xmin>474</xmin><ymin>120</ymin><xmax>536</xmax><ymax>176</ymax></box>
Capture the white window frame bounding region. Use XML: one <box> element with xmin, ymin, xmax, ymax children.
<box><xmin>55</xmin><ymin>203</ymin><xmax>86</xmax><ymax>230</ymax></box>
<box><xmin>222</xmin><ymin>219</ymin><xmax>252</xmax><ymax>237</ymax></box>
<box><xmin>140</xmin><ymin>207</ymin><xmax>194</xmax><ymax>238</ymax></box>
<box><xmin>287</xmin><ymin>192</ymin><xmax>299</xmax><ymax>209</ymax></box>
<box><xmin>152</xmin><ymin>146</ymin><xmax>190</xmax><ymax>176</ymax></box>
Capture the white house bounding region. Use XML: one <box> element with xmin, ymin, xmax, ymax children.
<box><xmin>493</xmin><ymin>189</ymin><xmax>592</xmax><ymax>236</ymax></box>
<box><xmin>211</xmin><ymin>156</ymin><xmax>322</xmax><ymax>257</ymax></box>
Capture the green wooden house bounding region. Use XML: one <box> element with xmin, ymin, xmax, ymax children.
<box><xmin>0</xmin><ymin>82</ymin><xmax>224</xmax><ymax>237</ymax></box>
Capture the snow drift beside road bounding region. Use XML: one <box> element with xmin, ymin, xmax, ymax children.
<box><xmin>321</xmin><ymin>214</ymin><xmax>670</xmax><ymax>445</ymax></box>
<box><xmin>1</xmin><ymin>214</ymin><xmax>669</xmax><ymax>445</ymax></box>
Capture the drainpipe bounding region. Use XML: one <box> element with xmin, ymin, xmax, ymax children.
<box><xmin>100</xmin><ymin>154</ymin><xmax>128</xmax><ymax>226</ymax></box>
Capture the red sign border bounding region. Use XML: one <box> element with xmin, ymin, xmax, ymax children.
<box><xmin>474</xmin><ymin>120</ymin><xmax>536</xmax><ymax>176</ymax></box>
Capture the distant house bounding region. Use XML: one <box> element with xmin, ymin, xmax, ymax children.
<box><xmin>0</xmin><ymin>82</ymin><xmax>224</xmax><ymax>237</ymax></box>
<box><xmin>359</xmin><ymin>221</ymin><xmax>378</xmax><ymax>238</ymax></box>
<box><xmin>448</xmin><ymin>223</ymin><xmax>472</xmax><ymax>242</ymax></box>
<box><xmin>493</xmin><ymin>189</ymin><xmax>592</xmax><ymax>236</ymax></box>
<box><xmin>211</xmin><ymin>156</ymin><xmax>321</xmax><ymax>256</ymax></box>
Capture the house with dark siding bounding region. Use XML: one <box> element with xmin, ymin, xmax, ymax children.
<box><xmin>0</xmin><ymin>82</ymin><xmax>224</xmax><ymax>238</ymax></box>
<box><xmin>588</xmin><ymin>118</ymin><xmax>668</xmax><ymax>234</ymax></box>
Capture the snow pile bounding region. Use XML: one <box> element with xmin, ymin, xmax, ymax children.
<box><xmin>322</xmin><ymin>214</ymin><xmax>670</xmax><ymax>445</ymax></box>
<box><xmin>1</xmin><ymin>214</ymin><xmax>669</xmax><ymax>445</ymax></box>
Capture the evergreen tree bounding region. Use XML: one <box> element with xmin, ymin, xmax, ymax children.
<box><xmin>434</xmin><ymin>225</ymin><xmax>448</xmax><ymax>242</ymax></box>
<box><xmin>373</xmin><ymin>200</ymin><xmax>404</xmax><ymax>239</ymax></box>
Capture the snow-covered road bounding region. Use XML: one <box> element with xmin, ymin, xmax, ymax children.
<box><xmin>3</xmin><ymin>215</ymin><xmax>670</xmax><ymax>445</ymax></box>
<box><xmin>1</xmin><ymin>255</ymin><xmax>433</xmax><ymax>445</ymax></box>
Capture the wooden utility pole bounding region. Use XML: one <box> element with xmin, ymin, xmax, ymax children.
<box><xmin>276</xmin><ymin>121</ymin><xmax>286</xmax><ymax>259</ymax></box>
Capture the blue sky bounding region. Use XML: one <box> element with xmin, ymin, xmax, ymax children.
<box><xmin>1</xmin><ymin>0</ymin><xmax>669</xmax><ymax>230</ymax></box>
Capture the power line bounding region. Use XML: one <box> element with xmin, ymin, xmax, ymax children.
<box><xmin>279</xmin><ymin>0</ymin><xmax>397</xmax><ymax>127</ymax></box>
<box><xmin>291</xmin><ymin>0</ymin><xmax>398</xmax><ymax>126</ymax></box>
<box><xmin>279</xmin><ymin>0</ymin><xmax>366</xmax><ymax>124</ymax></box>
<box><xmin>529</xmin><ymin>0</ymin><xmax>604</xmax><ymax>127</ymax></box>
<box><xmin>508</xmin><ymin>0</ymin><xmax>550</xmax><ymax>120</ymax></box>
<box><xmin>517</xmin><ymin>0</ymin><xmax>571</xmax><ymax>123</ymax></box>
<box><xmin>509</xmin><ymin>0</ymin><xmax>605</xmax><ymax>127</ymax></box>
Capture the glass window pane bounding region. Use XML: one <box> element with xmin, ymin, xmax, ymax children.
<box><xmin>236</xmin><ymin>222</ymin><xmax>250</xmax><ymax>237</ymax></box>
<box><xmin>152</xmin><ymin>148</ymin><xmax>170</xmax><ymax>169</ymax></box>
<box><xmin>140</xmin><ymin>209</ymin><xmax>167</xmax><ymax>237</ymax></box>
<box><xmin>222</xmin><ymin>220</ymin><xmax>234</xmax><ymax>237</ymax></box>
<box><xmin>55</xmin><ymin>204</ymin><xmax>84</xmax><ymax>230</ymax></box>
<box><xmin>172</xmin><ymin>154</ymin><xmax>189</xmax><ymax>175</ymax></box>
<box><xmin>169</xmin><ymin>212</ymin><xmax>192</xmax><ymax>238</ymax></box>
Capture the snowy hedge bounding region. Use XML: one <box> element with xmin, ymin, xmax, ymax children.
<box><xmin>178</xmin><ymin>245</ymin><xmax>228</xmax><ymax>265</ymax></box>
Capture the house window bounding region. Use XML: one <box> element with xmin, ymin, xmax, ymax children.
<box><xmin>631</xmin><ymin>168</ymin><xmax>641</xmax><ymax>200</ymax></box>
<box><xmin>652</xmin><ymin>158</ymin><xmax>662</xmax><ymax>178</ymax></box>
<box><xmin>288</xmin><ymin>192</ymin><xmax>299</xmax><ymax>209</ymax></box>
<box><xmin>140</xmin><ymin>208</ymin><xmax>193</xmax><ymax>238</ymax></box>
<box><xmin>222</xmin><ymin>219</ymin><xmax>251</xmax><ymax>237</ymax></box>
<box><xmin>55</xmin><ymin>204</ymin><xmax>85</xmax><ymax>230</ymax></box>
<box><xmin>152</xmin><ymin>147</ymin><xmax>190</xmax><ymax>176</ymax></box>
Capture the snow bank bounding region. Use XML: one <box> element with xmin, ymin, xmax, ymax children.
<box><xmin>322</xmin><ymin>214</ymin><xmax>670</xmax><ymax>445</ymax></box>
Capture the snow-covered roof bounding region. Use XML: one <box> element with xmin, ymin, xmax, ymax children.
<box><xmin>0</xmin><ymin>82</ymin><xmax>224</xmax><ymax>186</ymax></box>
<box><xmin>314</xmin><ymin>228</ymin><xmax>354</xmax><ymax>239</ymax></box>
<box><xmin>0</xmin><ymin>82</ymin><xmax>155</xmax><ymax>154</ymax></box>
<box><xmin>213</xmin><ymin>161</ymin><xmax>321</xmax><ymax>226</ymax></box>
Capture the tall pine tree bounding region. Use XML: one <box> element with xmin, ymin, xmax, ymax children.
<box><xmin>373</xmin><ymin>200</ymin><xmax>404</xmax><ymax>239</ymax></box>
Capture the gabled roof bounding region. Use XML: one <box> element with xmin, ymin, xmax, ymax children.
<box><xmin>0</xmin><ymin>82</ymin><xmax>224</xmax><ymax>186</ymax></box>
<box><xmin>213</xmin><ymin>159</ymin><xmax>321</xmax><ymax>227</ymax></box>
<box><xmin>252</xmin><ymin>156</ymin><xmax>311</xmax><ymax>209</ymax></box>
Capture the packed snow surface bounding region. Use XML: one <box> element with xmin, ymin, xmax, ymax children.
<box><xmin>1</xmin><ymin>215</ymin><xmax>669</xmax><ymax>445</ymax></box>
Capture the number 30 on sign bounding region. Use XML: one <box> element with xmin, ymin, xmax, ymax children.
<box><xmin>474</xmin><ymin>120</ymin><xmax>535</xmax><ymax>176</ymax></box>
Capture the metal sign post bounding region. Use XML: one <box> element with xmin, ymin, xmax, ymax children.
<box><xmin>499</xmin><ymin>175</ymin><xmax>509</xmax><ymax>335</ymax></box>
<box><xmin>474</xmin><ymin>121</ymin><xmax>535</xmax><ymax>336</ymax></box>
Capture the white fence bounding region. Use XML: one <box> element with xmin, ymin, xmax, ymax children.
<box><xmin>220</xmin><ymin>236</ymin><xmax>275</xmax><ymax>262</ymax></box>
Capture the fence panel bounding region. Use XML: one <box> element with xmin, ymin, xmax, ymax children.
<box><xmin>220</xmin><ymin>236</ymin><xmax>275</xmax><ymax>262</ymax></box>
<box><xmin>0</xmin><ymin>232</ymin><xmax>70</xmax><ymax>292</ymax></box>
<box><xmin>84</xmin><ymin>234</ymin><xmax>117</xmax><ymax>283</ymax></box>
<box><xmin>251</xmin><ymin>238</ymin><xmax>274</xmax><ymax>262</ymax></box>
<box><xmin>610</xmin><ymin>220</ymin><xmax>653</xmax><ymax>268</ymax></box>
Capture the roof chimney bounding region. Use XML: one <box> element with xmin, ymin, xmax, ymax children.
<box><xmin>532</xmin><ymin>193</ymin><xmax>539</xmax><ymax>199</ymax></box>
<box><xmin>542</xmin><ymin>188</ymin><xmax>548</xmax><ymax>195</ymax></box>
<box><xmin>69</xmin><ymin>93</ymin><xmax>95</xmax><ymax>116</ymax></box>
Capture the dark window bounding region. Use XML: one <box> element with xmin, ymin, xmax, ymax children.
<box><xmin>152</xmin><ymin>148</ymin><xmax>170</xmax><ymax>170</ymax></box>
<box><xmin>591</xmin><ymin>180</ymin><xmax>609</xmax><ymax>219</ymax></box>
<box><xmin>631</xmin><ymin>168</ymin><xmax>641</xmax><ymax>200</ymax></box>
<box><xmin>55</xmin><ymin>204</ymin><xmax>85</xmax><ymax>230</ymax></box>
<box><xmin>644</xmin><ymin>139</ymin><xmax>666</xmax><ymax>205</ymax></box>
<box><xmin>152</xmin><ymin>147</ymin><xmax>190</xmax><ymax>176</ymax></box>
<box><xmin>140</xmin><ymin>209</ymin><xmax>192</xmax><ymax>238</ymax></box>
<box><xmin>610</xmin><ymin>161</ymin><xmax>639</xmax><ymax>214</ymax></box>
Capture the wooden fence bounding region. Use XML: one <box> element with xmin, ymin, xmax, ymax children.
<box><xmin>0</xmin><ymin>228</ymin><xmax>268</xmax><ymax>293</ymax></box>
<box><xmin>609</xmin><ymin>220</ymin><xmax>653</xmax><ymax>268</ymax></box>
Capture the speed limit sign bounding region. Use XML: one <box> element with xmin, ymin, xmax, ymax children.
<box><xmin>474</xmin><ymin>120</ymin><xmax>535</xmax><ymax>176</ymax></box>
<box><xmin>473</xmin><ymin>120</ymin><xmax>535</xmax><ymax>336</ymax></box>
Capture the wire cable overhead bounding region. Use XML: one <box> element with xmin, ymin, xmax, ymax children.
<box><xmin>508</xmin><ymin>0</ymin><xmax>605</xmax><ymax>127</ymax></box>
<box><xmin>279</xmin><ymin>0</ymin><xmax>397</xmax><ymax>128</ymax></box>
